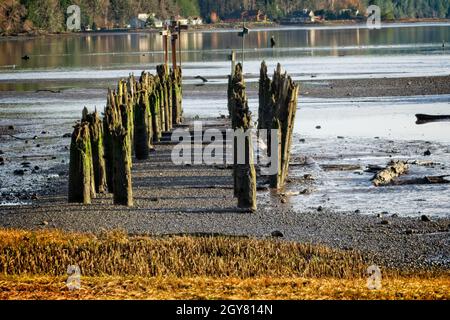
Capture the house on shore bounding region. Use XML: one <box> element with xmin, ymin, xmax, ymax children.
<box><xmin>280</xmin><ymin>9</ymin><xmax>319</xmax><ymax>24</ymax></box>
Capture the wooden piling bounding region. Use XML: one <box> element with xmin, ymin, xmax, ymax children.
<box><xmin>103</xmin><ymin>89</ymin><xmax>120</xmax><ymax>193</ymax></box>
<box><xmin>112</xmin><ymin>125</ymin><xmax>133</xmax><ymax>206</ymax></box>
<box><xmin>68</xmin><ymin>122</ymin><xmax>93</xmax><ymax>204</ymax></box>
<box><xmin>228</xmin><ymin>63</ymin><xmax>257</xmax><ymax>212</ymax></box>
<box><xmin>82</xmin><ymin>108</ymin><xmax>107</xmax><ymax>194</ymax></box>
<box><xmin>157</xmin><ymin>64</ymin><xmax>172</xmax><ymax>132</ymax></box>
<box><xmin>171</xmin><ymin>66</ymin><xmax>183</xmax><ymax>125</ymax></box>
<box><xmin>134</xmin><ymin>89</ymin><xmax>153</xmax><ymax>160</ymax></box>
<box><xmin>258</xmin><ymin>62</ymin><xmax>299</xmax><ymax>189</ymax></box>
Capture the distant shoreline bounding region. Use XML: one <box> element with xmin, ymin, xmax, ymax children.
<box><xmin>1</xmin><ymin>18</ymin><xmax>449</xmax><ymax>39</ymax></box>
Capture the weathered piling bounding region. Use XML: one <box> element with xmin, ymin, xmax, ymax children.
<box><xmin>82</xmin><ymin>108</ymin><xmax>107</xmax><ymax>194</ymax></box>
<box><xmin>134</xmin><ymin>89</ymin><xmax>153</xmax><ymax>159</ymax></box>
<box><xmin>157</xmin><ymin>64</ymin><xmax>172</xmax><ymax>132</ymax></box>
<box><xmin>68</xmin><ymin>122</ymin><xmax>93</xmax><ymax>204</ymax></box>
<box><xmin>119</xmin><ymin>103</ymin><xmax>132</xmax><ymax>167</ymax></box>
<box><xmin>258</xmin><ymin>62</ymin><xmax>299</xmax><ymax>189</ymax></box>
<box><xmin>171</xmin><ymin>66</ymin><xmax>183</xmax><ymax>125</ymax></box>
<box><xmin>103</xmin><ymin>89</ymin><xmax>120</xmax><ymax>193</ymax></box>
<box><xmin>228</xmin><ymin>63</ymin><xmax>257</xmax><ymax>212</ymax></box>
<box><xmin>112</xmin><ymin>125</ymin><xmax>133</xmax><ymax>206</ymax></box>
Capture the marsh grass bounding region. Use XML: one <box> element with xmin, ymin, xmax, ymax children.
<box><xmin>0</xmin><ymin>229</ymin><xmax>367</xmax><ymax>278</ymax></box>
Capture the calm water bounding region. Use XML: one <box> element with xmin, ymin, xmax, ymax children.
<box><xmin>0</xmin><ymin>23</ymin><xmax>449</xmax><ymax>80</ymax></box>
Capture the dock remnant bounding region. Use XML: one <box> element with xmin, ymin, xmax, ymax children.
<box><xmin>228</xmin><ymin>63</ymin><xmax>257</xmax><ymax>211</ymax></box>
<box><xmin>258</xmin><ymin>61</ymin><xmax>299</xmax><ymax>189</ymax></box>
<box><xmin>68</xmin><ymin>123</ymin><xmax>94</xmax><ymax>204</ymax></box>
<box><xmin>372</xmin><ymin>160</ymin><xmax>409</xmax><ymax>186</ymax></box>
<box><xmin>69</xmin><ymin>65</ymin><xmax>184</xmax><ymax>206</ymax></box>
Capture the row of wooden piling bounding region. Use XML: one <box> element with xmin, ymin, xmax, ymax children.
<box><xmin>227</xmin><ymin>62</ymin><xmax>299</xmax><ymax>211</ymax></box>
<box><xmin>68</xmin><ymin>65</ymin><xmax>183</xmax><ymax>207</ymax></box>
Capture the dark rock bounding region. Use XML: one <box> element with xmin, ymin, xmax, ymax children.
<box><xmin>0</xmin><ymin>156</ymin><xmax>4</xmax><ymax>162</ymax></box>
<box><xmin>150</xmin><ymin>197</ymin><xmax>159</xmax><ymax>202</ymax></box>
<box><xmin>405</xmin><ymin>229</ymin><xmax>414</xmax><ymax>235</ymax></box>
<box><xmin>421</xmin><ymin>215</ymin><xmax>431</xmax><ymax>222</ymax></box>
<box><xmin>36</xmin><ymin>144</ymin><xmax>41</xmax><ymax>147</ymax></box>
<box><xmin>337</xmin><ymin>136</ymin><xmax>344</xmax><ymax>139</ymax></box>
<box><xmin>13</xmin><ymin>169</ymin><xmax>25</xmax><ymax>176</ymax></box>
<box><xmin>380</xmin><ymin>220</ymin><xmax>390</xmax><ymax>225</ymax></box>
<box><xmin>31</xmin><ymin>194</ymin><xmax>38</xmax><ymax>200</ymax></box>
<box><xmin>63</xmin><ymin>133</ymin><xmax>71</xmax><ymax>138</ymax></box>
<box><xmin>41</xmin><ymin>131</ymin><xmax>47</xmax><ymax>134</ymax></box>
<box><xmin>423</xmin><ymin>150</ymin><xmax>431</xmax><ymax>156</ymax></box>
<box><xmin>271</xmin><ymin>230</ymin><xmax>284</xmax><ymax>238</ymax></box>
<box><xmin>354</xmin><ymin>209</ymin><xmax>361</xmax><ymax>214</ymax></box>
<box><xmin>8</xmin><ymin>125</ymin><xmax>14</xmax><ymax>130</ymax></box>
<box><xmin>280</xmin><ymin>197</ymin><xmax>287</xmax><ymax>204</ymax></box>
<box><xmin>299</xmin><ymin>138</ymin><xmax>306</xmax><ymax>143</ymax></box>
<box><xmin>34</xmin><ymin>166</ymin><xmax>40</xmax><ymax>170</ymax></box>
<box><xmin>300</xmin><ymin>188</ymin><xmax>312</xmax><ymax>195</ymax></box>
<box><xmin>317</xmin><ymin>206</ymin><xmax>323</xmax><ymax>212</ymax></box>
<box><xmin>391</xmin><ymin>213</ymin><xmax>398</xmax><ymax>218</ymax></box>
<box><xmin>0</xmin><ymin>150</ymin><xmax>3</xmax><ymax>154</ymax></box>
<box><xmin>256</xmin><ymin>185</ymin><xmax>269</xmax><ymax>191</ymax></box>
<box><xmin>21</xmin><ymin>162</ymin><xmax>31</xmax><ymax>167</ymax></box>
<box><xmin>303</xmin><ymin>174</ymin><xmax>314</xmax><ymax>180</ymax></box>
<box><xmin>315</xmin><ymin>125</ymin><xmax>321</xmax><ymax>129</ymax></box>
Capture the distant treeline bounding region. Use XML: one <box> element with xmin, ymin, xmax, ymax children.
<box><xmin>1</xmin><ymin>0</ymin><xmax>449</xmax><ymax>35</ymax></box>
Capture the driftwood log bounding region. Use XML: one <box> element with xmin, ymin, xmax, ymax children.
<box><xmin>415</xmin><ymin>113</ymin><xmax>450</xmax><ymax>124</ymax></box>
<box><xmin>372</xmin><ymin>160</ymin><xmax>409</xmax><ymax>186</ymax></box>
<box><xmin>390</xmin><ymin>175</ymin><xmax>450</xmax><ymax>186</ymax></box>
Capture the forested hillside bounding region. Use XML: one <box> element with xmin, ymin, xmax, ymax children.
<box><xmin>1</xmin><ymin>0</ymin><xmax>449</xmax><ymax>35</ymax></box>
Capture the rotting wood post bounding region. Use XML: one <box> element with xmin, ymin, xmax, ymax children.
<box><xmin>119</xmin><ymin>103</ymin><xmax>132</xmax><ymax>167</ymax></box>
<box><xmin>229</xmin><ymin>63</ymin><xmax>257</xmax><ymax>211</ymax></box>
<box><xmin>171</xmin><ymin>66</ymin><xmax>183</xmax><ymax>125</ymax></box>
<box><xmin>112</xmin><ymin>125</ymin><xmax>133</xmax><ymax>206</ymax></box>
<box><xmin>134</xmin><ymin>89</ymin><xmax>152</xmax><ymax>160</ymax></box>
<box><xmin>82</xmin><ymin>108</ymin><xmax>107</xmax><ymax>194</ymax></box>
<box><xmin>157</xmin><ymin>64</ymin><xmax>172</xmax><ymax>132</ymax></box>
<box><xmin>68</xmin><ymin>122</ymin><xmax>93</xmax><ymax>204</ymax></box>
<box><xmin>103</xmin><ymin>89</ymin><xmax>120</xmax><ymax>193</ymax></box>
<box><xmin>258</xmin><ymin>62</ymin><xmax>299</xmax><ymax>189</ymax></box>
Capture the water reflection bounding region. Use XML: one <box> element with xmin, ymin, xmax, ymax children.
<box><xmin>0</xmin><ymin>25</ymin><xmax>448</xmax><ymax>71</ymax></box>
